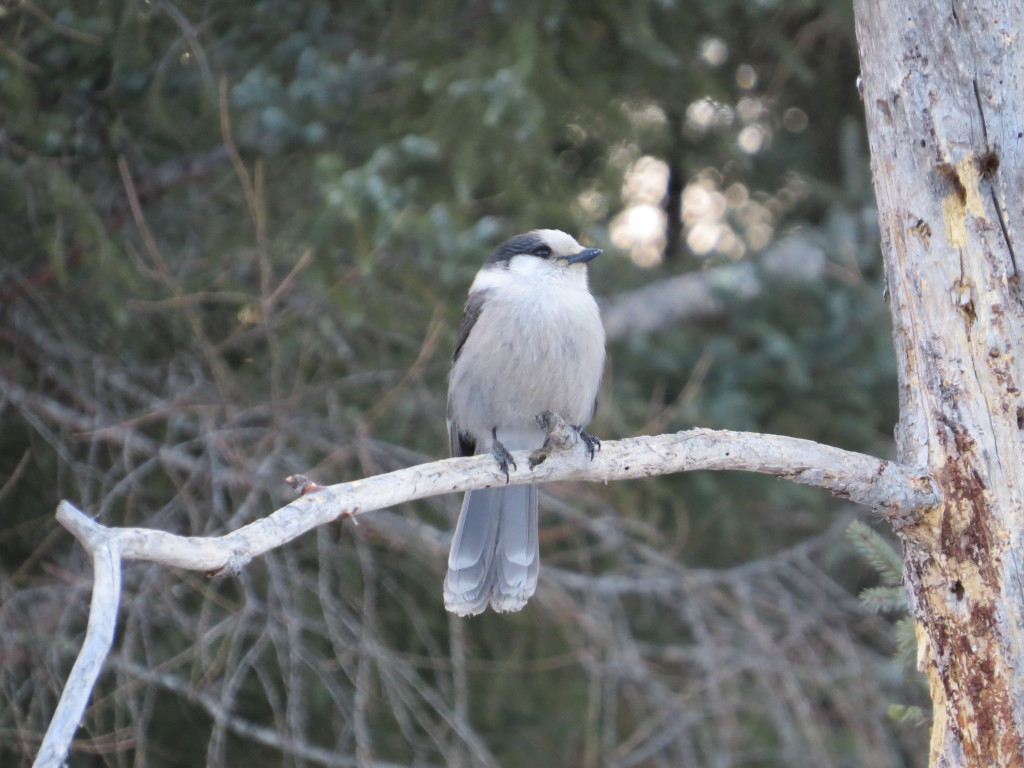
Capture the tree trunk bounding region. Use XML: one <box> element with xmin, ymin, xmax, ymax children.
<box><xmin>853</xmin><ymin>1</ymin><xmax>1024</xmax><ymax>765</ymax></box>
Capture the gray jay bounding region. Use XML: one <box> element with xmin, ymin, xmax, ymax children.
<box><xmin>444</xmin><ymin>229</ymin><xmax>606</xmax><ymax>616</ymax></box>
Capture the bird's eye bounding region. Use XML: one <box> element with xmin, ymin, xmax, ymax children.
<box><xmin>534</xmin><ymin>246</ymin><xmax>552</xmax><ymax>258</ymax></box>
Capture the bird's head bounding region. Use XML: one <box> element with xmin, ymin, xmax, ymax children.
<box><xmin>486</xmin><ymin>229</ymin><xmax>602</xmax><ymax>276</ymax></box>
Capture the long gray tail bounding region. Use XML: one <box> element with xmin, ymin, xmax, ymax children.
<box><xmin>443</xmin><ymin>485</ymin><xmax>539</xmax><ymax>616</ymax></box>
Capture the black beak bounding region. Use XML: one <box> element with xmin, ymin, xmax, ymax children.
<box><xmin>566</xmin><ymin>247</ymin><xmax>602</xmax><ymax>264</ymax></box>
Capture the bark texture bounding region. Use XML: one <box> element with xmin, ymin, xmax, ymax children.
<box><xmin>853</xmin><ymin>2</ymin><xmax>1024</xmax><ymax>765</ymax></box>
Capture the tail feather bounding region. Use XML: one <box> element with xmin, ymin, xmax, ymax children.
<box><xmin>444</xmin><ymin>485</ymin><xmax>539</xmax><ymax>616</ymax></box>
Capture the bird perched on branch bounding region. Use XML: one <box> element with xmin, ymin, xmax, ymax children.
<box><xmin>445</xmin><ymin>229</ymin><xmax>606</xmax><ymax>616</ymax></box>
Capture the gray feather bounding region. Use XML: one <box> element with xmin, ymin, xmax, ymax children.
<box><xmin>444</xmin><ymin>485</ymin><xmax>539</xmax><ymax>616</ymax></box>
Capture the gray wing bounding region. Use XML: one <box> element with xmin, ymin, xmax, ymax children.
<box><xmin>448</xmin><ymin>290</ymin><xmax>490</xmax><ymax>457</ymax></box>
<box><xmin>452</xmin><ymin>289</ymin><xmax>489</xmax><ymax>364</ymax></box>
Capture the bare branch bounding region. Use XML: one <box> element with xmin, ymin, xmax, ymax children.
<box><xmin>33</xmin><ymin>524</ymin><xmax>122</xmax><ymax>768</ymax></box>
<box><xmin>71</xmin><ymin>428</ymin><xmax>936</xmax><ymax>574</ymax></box>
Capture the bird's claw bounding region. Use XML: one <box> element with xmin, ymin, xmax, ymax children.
<box><xmin>530</xmin><ymin>412</ymin><xmax>601</xmax><ymax>463</ymax></box>
<box><xmin>492</xmin><ymin>440</ymin><xmax>517</xmax><ymax>483</ymax></box>
<box><xmin>528</xmin><ymin>443</ymin><xmax>551</xmax><ymax>469</ymax></box>
<box><xmin>576</xmin><ymin>427</ymin><xmax>601</xmax><ymax>460</ymax></box>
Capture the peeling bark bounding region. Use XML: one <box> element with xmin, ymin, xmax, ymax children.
<box><xmin>853</xmin><ymin>1</ymin><xmax>1024</xmax><ymax>765</ymax></box>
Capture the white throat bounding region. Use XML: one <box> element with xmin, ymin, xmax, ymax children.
<box><xmin>471</xmin><ymin>256</ymin><xmax>590</xmax><ymax>294</ymax></box>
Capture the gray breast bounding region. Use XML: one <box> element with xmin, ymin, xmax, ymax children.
<box><xmin>449</xmin><ymin>289</ymin><xmax>604</xmax><ymax>437</ymax></box>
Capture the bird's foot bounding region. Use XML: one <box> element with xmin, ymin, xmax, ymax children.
<box><xmin>529</xmin><ymin>411</ymin><xmax>601</xmax><ymax>465</ymax></box>
<box><xmin>575</xmin><ymin>427</ymin><xmax>601</xmax><ymax>460</ymax></box>
<box><xmin>528</xmin><ymin>442</ymin><xmax>551</xmax><ymax>469</ymax></box>
<box><xmin>491</xmin><ymin>435</ymin><xmax>517</xmax><ymax>483</ymax></box>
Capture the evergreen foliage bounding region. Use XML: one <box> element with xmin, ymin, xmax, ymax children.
<box><xmin>845</xmin><ymin>520</ymin><xmax>928</xmax><ymax>727</ymax></box>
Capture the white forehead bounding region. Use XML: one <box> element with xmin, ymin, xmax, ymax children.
<box><xmin>532</xmin><ymin>229</ymin><xmax>582</xmax><ymax>256</ymax></box>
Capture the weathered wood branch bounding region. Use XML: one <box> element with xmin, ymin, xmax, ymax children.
<box><xmin>33</xmin><ymin>523</ymin><xmax>122</xmax><ymax>768</ymax></box>
<box><xmin>33</xmin><ymin>427</ymin><xmax>937</xmax><ymax>768</ymax></box>
<box><xmin>67</xmin><ymin>428</ymin><xmax>934</xmax><ymax>574</ymax></box>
